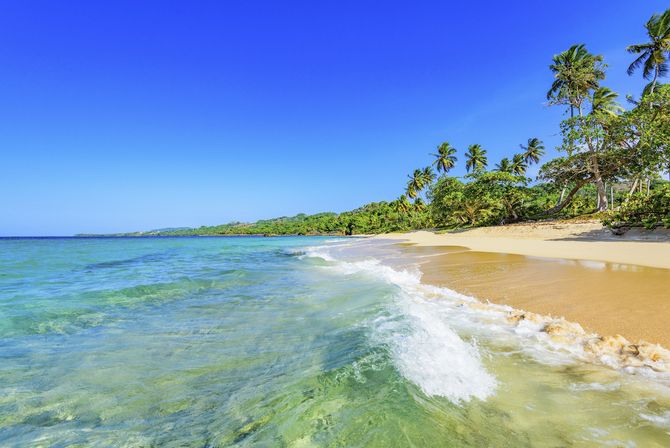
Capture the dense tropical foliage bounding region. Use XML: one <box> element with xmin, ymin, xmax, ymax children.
<box><xmin>603</xmin><ymin>183</ymin><xmax>670</xmax><ymax>230</ymax></box>
<box><xmin>104</xmin><ymin>202</ymin><xmax>417</xmax><ymax>236</ymax></box>
<box><xmin>394</xmin><ymin>8</ymin><xmax>670</xmax><ymax>233</ymax></box>
<box><xmin>107</xmin><ymin>9</ymin><xmax>670</xmax><ymax>237</ymax></box>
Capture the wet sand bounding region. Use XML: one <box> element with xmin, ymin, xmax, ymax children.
<box><xmin>401</xmin><ymin>244</ymin><xmax>670</xmax><ymax>347</ymax></box>
<box><xmin>374</xmin><ymin>222</ymin><xmax>670</xmax><ymax>347</ymax></box>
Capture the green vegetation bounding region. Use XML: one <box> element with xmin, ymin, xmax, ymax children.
<box><xmin>105</xmin><ymin>9</ymin><xmax>669</xmax><ymax>237</ymax></box>
<box><xmin>603</xmin><ymin>183</ymin><xmax>670</xmax><ymax>230</ymax></box>
<box><xmin>111</xmin><ymin>202</ymin><xmax>416</xmax><ymax>236</ymax></box>
<box><xmin>627</xmin><ymin>10</ymin><xmax>670</xmax><ymax>95</ymax></box>
<box><xmin>398</xmin><ymin>8</ymin><xmax>670</xmax><ymax>233</ymax></box>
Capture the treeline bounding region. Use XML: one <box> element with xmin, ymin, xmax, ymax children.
<box><xmin>113</xmin><ymin>9</ymin><xmax>669</xmax><ymax>237</ymax></box>
<box><xmin>121</xmin><ymin>203</ymin><xmax>415</xmax><ymax>236</ymax></box>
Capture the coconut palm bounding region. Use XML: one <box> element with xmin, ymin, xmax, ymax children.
<box><xmin>495</xmin><ymin>158</ymin><xmax>512</xmax><ymax>173</ymax></box>
<box><xmin>420</xmin><ymin>166</ymin><xmax>435</xmax><ymax>187</ymax></box>
<box><xmin>431</xmin><ymin>142</ymin><xmax>458</xmax><ymax>174</ymax></box>
<box><xmin>413</xmin><ymin>197</ymin><xmax>426</xmax><ymax>212</ymax></box>
<box><xmin>627</xmin><ymin>9</ymin><xmax>670</xmax><ymax>95</ymax></box>
<box><xmin>519</xmin><ymin>138</ymin><xmax>545</xmax><ymax>165</ymax></box>
<box><xmin>405</xmin><ymin>184</ymin><xmax>417</xmax><ymax>199</ymax></box>
<box><xmin>547</xmin><ymin>44</ymin><xmax>609</xmax><ymax>211</ymax></box>
<box><xmin>406</xmin><ymin>169</ymin><xmax>423</xmax><ymax>198</ymax></box>
<box><xmin>394</xmin><ymin>195</ymin><xmax>411</xmax><ymax>214</ymax></box>
<box><xmin>511</xmin><ymin>154</ymin><xmax>528</xmax><ymax>176</ymax></box>
<box><xmin>465</xmin><ymin>144</ymin><xmax>488</xmax><ymax>173</ymax></box>
<box><xmin>547</xmin><ymin>44</ymin><xmax>606</xmax><ymax>116</ymax></box>
<box><xmin>591</xmin><ymin>87</ymin><xmax>623</xmax><ymax>116</ymax></box>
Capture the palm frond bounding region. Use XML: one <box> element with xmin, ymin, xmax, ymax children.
<box><xmin>627</xmin><ymin>51</ymin><xmax>650</xmax><ymax>76</ymax></box>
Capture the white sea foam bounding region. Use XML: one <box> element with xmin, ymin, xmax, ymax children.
<box><xmin>302</xmin><ymin>241</ymin><xmax>670</xmax><ymax>393</ymax></box>
<box><xmin>640</xmin><ymin>410</ymin><xmax>670</xmax><ymax>427</ymax></box>
<box><xmin>385</xmin><ymin>297</ymin><xmax>497</xmax><ymax>402</ymax></box>
<box><xmin>299</xmin><ymin>246</ymin><xmax>337</xmax><ymax>262</ymax></box>
<box><xmin>569</xmin><ymin>382</ymin><xmax>621</xmax><ymax>392</ymax></box>
<box><xmin>304</xmin><ymin>244</ymin><xmax>497</xmax><ymax>402</ymax></box>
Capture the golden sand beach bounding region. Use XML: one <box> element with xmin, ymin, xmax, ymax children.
<box><xmin>374</xmin><ymin>221</ymin><xmax>670</xmax><ymax>346</ymax></box>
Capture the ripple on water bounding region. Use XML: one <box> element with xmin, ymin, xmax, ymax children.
<box><xmin>1</xmin><ymin>237</ymin><xmax>670</xmax><ymax>446</ymax></box>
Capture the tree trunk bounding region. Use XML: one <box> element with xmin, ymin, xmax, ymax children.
<box><xmin>558</xmin><ymin>185</ymin><xmax>567</xmax><ymax>205</ymax></box>
<box><xmin>578</xmin><ymin>106</ymin><xmax>607</xmax><ymax>211</ymax></box>
<box><xmin>591</xmin><ymin>155</ymin><xmax>608</xmax><ymax>211</ymax></box>
<box><xmin>650</xmin><ymin>66</ymin><xmax>659</xmax><ymax>95</ymax></box>
<box><xmin>624</xmin><ymin>178</ymin><xmax>639</xmax><ymax>205</ymax></box>
<box><xmin>544</xmin><ymin>180</ymin><xmax>588</xmax><ymax>216</ymax></box>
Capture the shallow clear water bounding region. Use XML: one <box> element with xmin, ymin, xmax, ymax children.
<box><xmin>1</xmin><ymin>237</ymin><xmax>669</xmax><ymax>447</ymax></box>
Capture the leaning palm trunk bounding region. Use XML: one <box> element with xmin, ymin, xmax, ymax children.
<box><xmin>544</xmin><ymin>180</ymin><xmax>588</xmax><ymax>215</ymax></box>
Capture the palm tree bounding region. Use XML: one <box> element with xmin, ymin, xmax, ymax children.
<box><xmin>413</xmin><ymin>197</ymin><xmax>426</xmax><ymax>212</ymax></box>
<box><xmin>547</xmin><ymin>44</ymin><xmax>609</xmax><ymax>211</ymax></box>
<box><xmin>519</xmin><ymin>138</ymin><xmax>545</xmax><ymax>165</ymax></box>
<box><xmin>420</xmin><ymin>166</ymin><xmax>435</xmax><ymax>187</ymax></box>
<box><xmin>547</xmin><ymin>44</ymin><xmax>606</xmax><ymax>116</ymax></box>
<box><xmin>495</xmin><ymin>157</ymin><xmax>512</xmax><ymax>173</ymax></box>
<box><xmin>591</xmin><ymin>87</ymin><xmax>623</xmax><ymax>116</ymax></box>
<box><xmin>511</xmin><ymin>154</ymin><xmax>528</xmax><ymax>176</ymax></box>
<box><xmin>431</xmin><ymin>142</ymin><xmax>457</xmax><ymax>174</ymax></box>
<box><xmin>465</xmin><ymin>144</ymin><xmax>488</xmax><ymax>173</ymax></box>
<box><xmin>394</xmin><ymin>195</ymin><xmax>411</xmax><ymax>214</ymax></box>
<box><xmin>627</xmin><ymin>9</ymin><xmax>670</xmax><ymax>95</ymax></box>
<box><xmin>405</xmin><ymin>184</ymin><xmax>417</xmax><ymax>199</ymax></box>
<box><xmin>406</xmin><ymin>169</ymin><xmax>422</xmax><ymax>198</ymax></box>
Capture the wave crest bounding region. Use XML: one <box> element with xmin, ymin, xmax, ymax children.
<box><xmin>302</xmin><ymin>241</ymin><xmax>670</xmax><ymax>394</ymax></box>
<box><xmin>304</xmin><ymin>244</ymin><xmax>497</xmax><ymax>402</ymax></box>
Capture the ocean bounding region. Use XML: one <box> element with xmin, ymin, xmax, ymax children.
<box><xmin>1</xmin><ymin>236</ymin><xmax>669</xmax><ymax>446</ymax></box>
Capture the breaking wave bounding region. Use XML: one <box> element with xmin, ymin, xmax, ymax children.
<box><xmin>301</xmin><ymin>241</ymin><xmax>670</xmax><ymax>402</ymax></box>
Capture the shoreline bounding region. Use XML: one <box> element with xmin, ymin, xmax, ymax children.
<box><xmin>374</xmin><ymin>221</ymin><xmax>670</xmax><ymax>270</ymax></box>
<box><xmin>373</xmin><ymin>221</ymin><xmax>670</xmax><ymax>359</ymax></box>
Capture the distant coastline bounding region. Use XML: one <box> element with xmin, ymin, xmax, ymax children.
<box><xmin>75</xmin><ymin>207</ymin><xmax>399</xmax><ymax>237</ymax></box>
<box><xmin>73</xmin><ymin>233</ymin><xmax>350</xmax><ymax>238</ymax></box>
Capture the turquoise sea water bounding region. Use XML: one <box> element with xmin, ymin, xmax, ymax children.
<box><xmin>1</xmin><ymin>237</ymin><xmax>670</xmax><ymax>447</ymax></box>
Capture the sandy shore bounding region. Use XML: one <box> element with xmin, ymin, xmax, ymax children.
<box><xmin>374</xmin><ymin>221</ymin><xmax>670</xmax><ymax>346</ymax></box>
<box><xmin>375</xmin><ymin>221</ymin><xmax>670</xmax><ymax>269</ymax></box>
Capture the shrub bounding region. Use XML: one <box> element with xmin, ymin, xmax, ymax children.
<box><xmin>603</xmin><ymin>183</ymin><xmax>670</xmax><ymax>229</ymax></box>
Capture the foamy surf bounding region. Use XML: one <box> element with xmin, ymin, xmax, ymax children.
<box><xmin>303</xmin><ymin>245</ymin><xmax>497</xmax><ymax>402</ymax></box>
<box><xmin>302</xmin><ymin>241</ymin><xmax>670</xmax><ymax>390</ymax></box>
<box><xmin>383</xmin><ymin>297</ymin><xmax>497</xmax><ymax>402</ymax></box>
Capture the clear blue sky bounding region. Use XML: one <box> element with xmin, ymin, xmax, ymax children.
<box><xmin>1</xmin><ymin>1</ymin><xmax>667</xmax><ymax>235</ymax></box>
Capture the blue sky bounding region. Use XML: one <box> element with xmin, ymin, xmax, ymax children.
<box><xmin>1</xmin><ymin>1</ymin><xmax>667</xmax><ymax>235</ymax></box>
